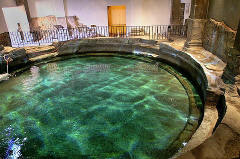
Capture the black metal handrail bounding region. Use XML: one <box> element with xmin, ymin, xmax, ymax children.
<box><xmin>9</xmin><ymin>25</ymin><xmax>187</xmax><ymax>47</ymax></box>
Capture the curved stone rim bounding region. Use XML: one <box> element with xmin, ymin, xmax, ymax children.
<box><xmin>0</xmin><ymin>38</ymin><xmax>224</xmax><ymax>157</ymax></box>
<box><xmin>8</xmin><ymin>52</ymin><xmax>201</xmax><ymax>158</ymax></box>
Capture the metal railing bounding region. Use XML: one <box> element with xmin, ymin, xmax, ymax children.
<box><xmin>9</xmin><ymin>25</ymin><xmax>187</xmax><ymax>47</ymax></box>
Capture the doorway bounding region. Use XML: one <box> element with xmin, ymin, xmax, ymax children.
<box><xmin>107</xmin><ymin>6</ymin><xmax>126</xmax><ymax>36</ymax></box>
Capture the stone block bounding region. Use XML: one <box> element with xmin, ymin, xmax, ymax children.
<box><xmin>0</xmin><ymin>48</ymin><xmax>28</xmax><ymax>73</ymax></box>
<box><xmin>203</xmin><ymin>19</ymin><xmax>237</xmax><ymax>62</ymax></box>
<box><xmin>8</xmin><ymin>48</ymin><xmax>28</xmax><ymax>67</ymax></box>
<box><xmin>58</xmin><ymin>40</ymin><xmax>82</xmax><ymax>55</ymax></box>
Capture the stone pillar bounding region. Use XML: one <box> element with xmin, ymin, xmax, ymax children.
<box><xmin>171</xmin><ymin>0</ymin><xmax>185</xmax><ymax>25</ymax></box>
<box><xmin>63</xmin><ymin>0</ymin><xmax>73</xmax><ymax>36</ymax></box>
<box><xmin>16</xmin><ymin>0</ymin><xmax>31</xmax><ymax>23</ymax></box>
<box><xmin>185</xmin><ymin>0</ymin><xmax>209</xmax><ymax>47</ymax></box>
<box><xmin>234</xmin><ymin>20</ymin><xmax>240</xmax><ymax>51</ymax></box>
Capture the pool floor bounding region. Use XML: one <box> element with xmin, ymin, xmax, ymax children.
<box><xmin>0</xmin><ymin>55</ymin><xmax>202</xmax><ymax>158</ymax></box>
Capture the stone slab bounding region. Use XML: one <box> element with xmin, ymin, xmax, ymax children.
<box><xmin>0</xmin><ymin>73</ymin><xmax>9</xmax><ymax>82</ymax></box>
<box><xmin>29</xmin><ymin>52</ymin><xmax>58</xmax><ymax>62</ymax></box>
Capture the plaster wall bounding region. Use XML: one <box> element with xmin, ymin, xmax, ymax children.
<box><xmin>0</xmin><ymin>0</ymin><xmax>17</xmax><ymax>33</ymax></box>
<box><xmin>2</xmin><ymin>6</ymin><xmax>30</xmax><ymax>32</ymax></box>
<box><xmin>208</xmin><ymin>0</ymin><xmax>240</xmax><ymax>30</ymax></box>
<box><xmin>29</xmin><ymin>0</ymin><xmax>172</xmax><ymax>26</ymax></box>
<box><xmin>27</xmin><ymin>0</ymin><xmax>65</xmax><ymax>18</ymax></box>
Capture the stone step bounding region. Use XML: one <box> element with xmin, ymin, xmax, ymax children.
<box><xmin>185</xmin><ymin>40</ymin><xmax>203</xmax><ymax>47</ymax></box>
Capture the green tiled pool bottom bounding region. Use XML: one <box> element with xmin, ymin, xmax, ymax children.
<box><xmin>0</xmin><ymin>54</ymin><xmax>202</xmax><ymax>158</ymax></box>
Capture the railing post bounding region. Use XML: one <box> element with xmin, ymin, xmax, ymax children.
<box><xmin>149</xmin><ymin>26</ymin><xmax>150</xmax><ymax>40</ymax></box>
<box><xmin>37</xmin><ymin>31</ymin><xmax>40</xmax><ymax>46</ymax></box>
<box><xmin>7</xmin><ymin>24</ymin><xmax>189</xmax><ymax>46</ymax></box>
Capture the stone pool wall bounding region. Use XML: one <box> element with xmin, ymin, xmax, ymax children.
<box><xmin>0</xmin><ymin>38</ymin><xmax>227</xmax><ymax>157</ymax></box>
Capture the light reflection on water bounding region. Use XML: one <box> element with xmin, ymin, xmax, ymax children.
<box><xmin>2</xmin><ymin>126</ymin><xmax>27</xmax><ymax>159</ymax></box>
<box><xmin>0</xmin><ymin>56</ymin><xmax>202</xmax><ymax>158</ymax></box>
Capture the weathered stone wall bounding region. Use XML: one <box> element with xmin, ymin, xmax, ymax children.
<box><xmin>30</xmin><ymin>16</ymin><xmax>57</xmax><ymax>31</ymax></box>
<box><xmin>235</xmin><ymin>21</ymin><xmax>240</xmax><ymax>51</ymax></box>
<box><xmin>208</xmin><ymin>0</ymin><xmax>240</xmax><ymax>31</ymax></box>
<box><xmin>0</xmin><ymin>47</ymin><xmax>29</xmax><ymax>73</ymax></box>
<box><xmin>30</xmin><ymin>16</ymin><xmax>83</xmax><ymax>31</ymax></box>
<box><xmin>190</xmin><ymin>0</ymin><xmax>209</xmax><ymax>19</ymax></box>
<box><xmin>57</xmin><ymin>16</ymin><xmax>84</xmax><ymax>28</ymax></box>
<box><xmin>203</xmin><ymin>19</ymin><xmax>236</xmax><ymax>63</ymax></box>
<box><xmin>0</xmin><ymin>32</ymin><xmax>11</xmax><ymax>46</ymax></box>
<box><xmin>226</xmin><ymin>48</ymin><xmax>240</xmax><ymax>76</ymax></box>
<box><xmin>171</xmin><ymin>0</ymin><xmax>185</xmax><ymax>25</ymax></box>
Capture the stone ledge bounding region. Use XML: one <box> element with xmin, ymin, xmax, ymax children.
<box><xmin>29</xmin><ymin>52</ymin><xmax>58</xmax><ymax>62</ymax></box>
<box><xmin>0</xmin><ymin>48</ymin><xmax>29</xmax><ymax>72</ymax></box>
<box><xmin>158</xmin><ymin>39</ymin><xmax>227</xmax><ymax>158</ymax></box>
<box><xmin>0</xmin><ymin>73</ymin><xmax>9</xmax><ymax>82</ymax></box>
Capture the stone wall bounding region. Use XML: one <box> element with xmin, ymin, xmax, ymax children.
<box><xmin>190</xmin><ymin>0</ymin><xmax>209</xmax><ymax>19</ymax></box>
<box><xmin>57</xmin><ymin>16</ymin><xmax>84</xmax><ymax>28</ymax></box>
<box><xmin>171</xmin><ymin>0</ymin><xmax>184</xmax><ymax>25</ymax></box>
<box><xmin>0</xmin><ymin>32</ymin><xmax>11</xmax><ymax>46</ymax></box>
<box><xmin>30</xmin><ymin>16</ymin><xmax>83</xmax><ymax>31</ymax></box>
<box><xmin>0</xmin><ymin>47</ymin><xmax>29</xmax><ymax>73</ymax></box>
<box><xmin>208</xmin><ymin>0</ymin><xmax>240</xmax><ymax>30</ymax></box>
<box><xmin>226</xmin><ymin>48</ymin><xmax>240</xmax><ymax>76</ymax></box>
<box><xmin>203</xmin><ymin>19</ymin><xmax>236</xmax><ymax>63</ymax></box>
<box><xmin>30</xmin><ymin>16</ymin><xmax>57</xmax><ymax>31</ymax></box>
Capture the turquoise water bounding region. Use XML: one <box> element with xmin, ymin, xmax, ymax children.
<box><xmin>0</xmin><ymin>55</ymin><xmax>201</xmax><ymax>158</ymax></box>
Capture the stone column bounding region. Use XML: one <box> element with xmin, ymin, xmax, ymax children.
<box><xmin>171</xmin><ymin>0</ymin><xmax>185</xmax><ymax>25</ymax></box>
<box><xmin>185</xmin><ymin>0</ymin><xmax>209</xmax><ymax>47</ymax></box>
<box><xmin>63</xmin><ymin>0</ymin><xmax>73</xmax><ymax>36</ymax></box>
<box><xmin>16</xmin><ymin>0</ymin><xmax>31</xmax><ymax>23</ymax></box>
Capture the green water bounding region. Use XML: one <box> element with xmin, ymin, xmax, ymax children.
<box><xmin>0</xmin><ymin>55</ymin><xmax>201</xmax><ymax>158</ymax></box>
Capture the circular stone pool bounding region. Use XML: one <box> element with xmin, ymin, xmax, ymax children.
<box><xmin>0</xmin><ymin>54</ymin><xmax>202</xmax><ymax>158</ymax></box>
